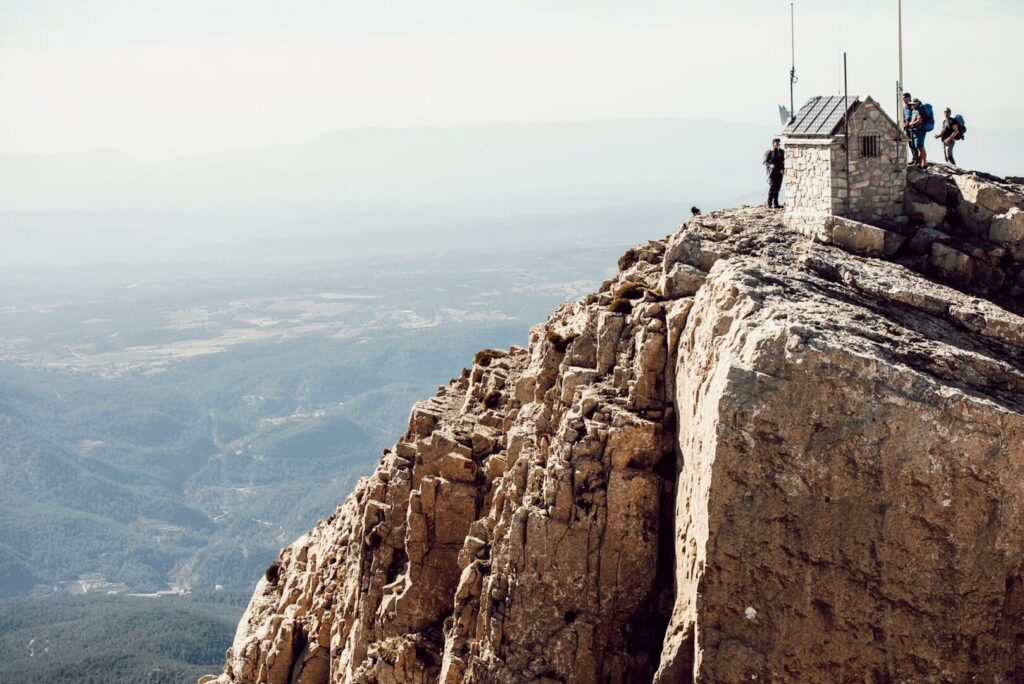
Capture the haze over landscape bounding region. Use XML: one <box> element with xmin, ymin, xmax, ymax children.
<box><xmin>3</xmin><ymin>0</ymin><xmax>1023</xmax><ymax>265</ymax></box>
<box><xmin>2</xmin><ymin>1</ymin><xmax>1024</xmax><ymax>682</ymax></box>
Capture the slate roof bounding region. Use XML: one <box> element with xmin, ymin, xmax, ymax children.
<box><xmin>784</xmin><ymin>95</ymin><xmax>861</xmax><ymax>136</ymax></box>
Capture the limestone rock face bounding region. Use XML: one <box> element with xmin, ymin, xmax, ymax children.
<box><xmin>903</xmin><ymin>167</ymin><xmax>1024</xmax><ymax>299</ymax></box>
<box><xmin>208</xmin><ymin>203</ymin><xmax>1024</xmax><ymax>683</ymax></box>
<box><xmin>990</xmin><ymin>208</ymin><xmax>1024</xmax><ymax>260</ymax></box>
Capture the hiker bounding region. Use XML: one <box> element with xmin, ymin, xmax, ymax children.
<box><xmin>691</xmin><ymin>206</ymin><xmax>701</xmax><ymax>218</ymax></box>
<box><xmin>903</xmin><ymin>92</ymin><xmax>919</xmax><ymax>166</ymax></box>
<box><xmin>934</xmin><ymin>108</ymin><xmax>963</xmax><ymax>166</ymax></box>
<box><xmin>763</xmin><ymin>138</ymin><xmax>785</xmax><ymax>209</ymax></box>
<box><xmin>908</xmin><ymin>99</ymin><xmax>930</xmax><ymax>169</ymax></box>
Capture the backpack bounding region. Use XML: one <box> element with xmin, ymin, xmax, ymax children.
<box><xmin>922</xmin><ymin>104</ymin><xmax>935</xmax><ymax>132</ymax></box>
<box><xmin>954</xmin><ymin>114</ymin><xmax>966</xmax><ymax>140</ymax></box>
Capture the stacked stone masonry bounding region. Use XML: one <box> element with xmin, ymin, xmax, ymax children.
<box><xmin>785</xmin><ymin>97</ymin><xmax>907</xmax><ymax>233</ymax></box>
<box><xmin>782</xmin><ymin>141</ymin><xmax>832</xmax><ymax>232</ymax></box>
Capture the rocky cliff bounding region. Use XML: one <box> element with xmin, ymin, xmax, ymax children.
<box><xmin>206</xmin><ymin>169</ymin><xmax>1024</xmax><ymax>683</ymax></box>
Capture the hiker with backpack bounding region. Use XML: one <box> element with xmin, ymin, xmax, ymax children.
<box><xmin>763</xmin><ymin>138</ymin><xmax>785</xmax><ymax>209</ymax></box>
<box><xmin>903</xmin><ymin>92</ymin><xmax>920</xmax><ymax>166</ymax></box>
<box><xmin>909</xmin><ymin>99</ymin><xmax>935</xmax><ymax>169</ymax></box>
<box><xmin>935</xmin><ymin>108</ymin><xmax>966</xmax><ymax>166</ymax></box>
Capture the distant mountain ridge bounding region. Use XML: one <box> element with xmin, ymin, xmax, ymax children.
<box><xmin>1</xmin><ymin>118</ymin><xmax>774</xmax><ymax>214</ymax></box>
<box><xmin>7</xmin><ymin>118</ymin><xmax>1023</xmax><ymax>267</ymax></box>
<box><xmin>0</xmin><ymin>118</ymin><xmax>774</xmax><ymax>265</ymax></box>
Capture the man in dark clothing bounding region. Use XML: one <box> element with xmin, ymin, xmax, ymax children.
<box><xmin>934</xmin><ymin>108</ymin><xmax>962</xmax><ymax>166</ymax></box>
<box><xmin>764</xmin><ymin>138</ymin><xmax>785</xmax><ymax>209</ymax></box>
<box><xmin>903</xmin><ymin>92</ymin><xmax>919</xmax><ymax>166</ymax></box>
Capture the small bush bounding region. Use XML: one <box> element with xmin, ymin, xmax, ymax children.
<box><xmin>617</xmin><ymin>249</ymin><xmax>639</xmax><ymax>272</ymax></box>
<box><xmin>474</xmin><ymin>349</ymin><xmax>506</xmax><ymax>367</ymax></box>
<box><xmin>613</xmin><ymin>281</ymin><xmax>649</xmax><ymax>300</ymax></box>
<box><xmin>608</xmin><ymin>297</ymin><xmax>633</xmax><ymax>314</ymax></box>
<box><xmin>545</xmin><ymin>329</ymin><xmax>576</xmax><ymax>353</ymax></box>
<box><xmin>608</xmin><ymin>280</ymin><xmax>652</xmax><ymax>314</ymax></box>
<box><xmin>264</xmin><ymin>560</ymin><xmax>281</xmax><ymax>586</ymax></box>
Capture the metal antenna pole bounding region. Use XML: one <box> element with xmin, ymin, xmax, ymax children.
<box><xmin>898</xmin><ymin>0</ymin><xmax>904</xmax><ymax>90</ymax></box>
<box><xmin>897</xmin><ymin>0</ymin><xmax>904</xmax><ymax>131</ymax></box>
<box><xmin>844</xmin><ymin>52</ymin><xmax>851</xmax><ymax>213</ymax></box>
<box><xmin>790</xmin><ymin>3</ymin><xmax>797</xmax><ymax>123</ymax></box>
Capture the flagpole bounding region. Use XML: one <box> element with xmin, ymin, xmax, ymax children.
<box><xmin>897</xmin><ymin>0</ymin><xmax>904</xmax><ymax>128</ymax></box>
<box><xmin>790</xmin><ymin>3</ymin><xmax>796</xmax><ymax>124</ymax></box>
<box><xmin>844</xmin><ymin>52</ymin><xmax>851</xmax><ymax>213</ymax></box>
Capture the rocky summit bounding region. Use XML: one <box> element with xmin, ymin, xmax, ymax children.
<box><xmin>205</xmin><ymin>169</ymin><xmax>1024</xmax><ymax>683</ymax></box>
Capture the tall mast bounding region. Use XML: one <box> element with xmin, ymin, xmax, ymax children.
<box><xmin>844</xmin><ymin>52</ymin><xmax>851</xmax><ymax>213</ymax></box>
<box><xmin>790</xmin><ymin>3</ymin><xmax>797</xmax><ymax>124</ymax></box>
<box><xmin>897</xmin><ymin>0</ymin><xmax>904</xmax><ymax>123</ymax></box>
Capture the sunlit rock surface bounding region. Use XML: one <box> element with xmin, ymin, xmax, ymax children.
<box><xmin>207</xmin><ymin>170</ymin><xmax>1024</xmax><ymax>683</ymax></box>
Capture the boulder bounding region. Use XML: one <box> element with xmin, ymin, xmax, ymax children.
<box><xmin>814</xmin><ymin>216</ymin><xmax>906</xmax><ymax>257</ymax></box>
<box><xmin>907</xmin><ymin>168</ymin><xmax>953</xmax><ymax>204</ymax></box>
<box><xmin>905</xmin><ymin>188</ymin><xmax>949</xmax><ymax>227</ymax></box>
<box><xmin>990</xmin><ymin>207</ymin><xmax>1024</xmax><ymax>259</ymax></box>
<box><xmin>954</xmin><ymin>173</ymin><xmax>1024</xmax><ymax>234</ymax></box>
<box><xmin>930</xmin><ymin>242</ymin><xmax>975</xmax><ymax>284</ymax></box>
<box><xmin>905</xmin><ymin>226</ymin><xmax>950</xmax><ymax>256</ymax></box>
<box><xmin>830</xmin><ymin>217</ymin><xmax>887</xmax><ymax>255</ymax></box>
<box><xmin>659</xmin><ymin>262</ymin><xmax>707</xmax><ymax>299</ymax></box>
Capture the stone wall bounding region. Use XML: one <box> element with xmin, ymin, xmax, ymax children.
<box><xmin>781</xmin><ymin>139</ymin><xmax>832</xmax><ymax>232</ymax></box>
<box><xmin>832</xmin><ymin>98</ymin><xmax>907</xmax><ymax>224</ymax></box>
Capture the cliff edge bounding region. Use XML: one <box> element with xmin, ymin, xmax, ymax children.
<box><xmin>205</xmin><ymin>169</ymin><xmax>1024</xmax><ymax>683</ymax></box>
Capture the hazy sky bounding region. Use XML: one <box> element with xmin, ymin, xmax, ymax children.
<box><xmin>1</xmin><ymin>1</ymin><xmax>1021</xmax><ymax>159</ymax></box>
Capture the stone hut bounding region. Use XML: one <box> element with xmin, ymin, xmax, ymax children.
<box><xmin>783</xmin><ymin>95</ymin><xmax>906</xmax><ymax>232</ymax></box>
